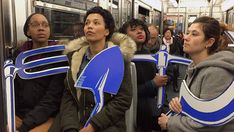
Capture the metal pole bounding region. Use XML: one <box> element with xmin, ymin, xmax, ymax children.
<box><xmin>0</xmin><ymin>0</ymin><xmax>7</xmax><ymax>131</ymax></box>
<box><xmin>119</xmin><ymin>0</ymin><xmax>122</xmax><ymax>27</ymax></box>
<box><xmin>160</xmin><ymin>0</ymin><xmax>164</xmax><ymax>37</ymax></box>
<box><xmin>132</xmin><ymin>0</ymin><xmax>135</xmax><ymax>18</ymax></box>
<box><xmin>110</xmin><ymin>0</ymin><xmax>113</xmax><ymax>13</ymax></box>
<box><xmin>209</xmin><ymin>0</ymin><xmax>214</xmax><ymax>17</ymax></box>
<box><xmin>1</xmin><ymin>0</ymin><xmax>17</xmax><ymax>131</ymax></box>
<box><xmin>177</xmin><ymin>0</ymin><xmax>180</xmax><ymax>33</ymax></box>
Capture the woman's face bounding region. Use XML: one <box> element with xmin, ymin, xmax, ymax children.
<box><xmin>183</xmin><ymin>23</ymin><xmax>208</xmax><ymax>56</ymax></box>
<box><xmin>27</xmin><ymin>14</ymin><xmax>50</xmax><ymax>43</ymax></box>
<box><xmin>164</xmin><ymin>30</ymin><xmax>172</xmax><ymax>40</ymax></box>
<box><xmin>84</xmin><ymin>13</ymin><xmax>109</xmax><ymax>43</ymax></box>
<box><xmin>126</xmin><ymin>25</ymin><xmax>146</xmax><ymax>44</ymax></box>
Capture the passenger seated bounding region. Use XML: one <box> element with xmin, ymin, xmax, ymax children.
<box><xmin>13</xmin><ymin>13</ymin><xmax>66</xmax><ymax>132</ymax></box>
<box><xmin>49</xmin><ymin>6</ymin><xmax>136</xmax><ymax>132</ymax></box>
<box><xmin>158</xmin><ymin>16</ymin><xmax>234</xmax><ymax>132</ymax></box>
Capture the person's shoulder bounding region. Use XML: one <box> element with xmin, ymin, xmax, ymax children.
<box><xmin>13</xmin><ymin>41</ymin><xmax>32</xmax><ymax>57</ymax></box>
<box><xmin>17</xmin><ymin>40</ymin><xmax>33</xmax><ymax>51</ymax></box>
<box><xmin>139</xmin><ymin>48</ymin><xmax>151</xmax><ymax>54</ymax></box>
<box><xmin>201</xmin><ymin>66</ymin><xmax>232</xmax><ymax>81</ymax></box>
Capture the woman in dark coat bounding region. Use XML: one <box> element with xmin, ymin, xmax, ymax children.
<box><xmin>49</xmin><ymin>6</ymin><xmax>136</xmax><ymax>132</ymax></box>
<box><xmin>119</xmin><ymin>18</ymin><xmax>169</xmax><ymax>132</ymax></box>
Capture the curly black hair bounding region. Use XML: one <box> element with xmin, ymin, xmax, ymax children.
<box><xmin>23</xmin><ymin>13</ymin><xmax>49</xmax><ymax>39</ymax></box>
<box><xmin>83</xmin><ymin>6</ymin><xmax>115</xmax><ymax>40</ymax></box>
<box><xmin>119</xmin><ymin>18</ymin><xmax>150</xmax><ymax>45</ymax></box>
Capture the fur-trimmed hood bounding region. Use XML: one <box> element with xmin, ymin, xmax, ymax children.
<box><xmin>64</xmin><ymin>32</ymin><xmax>136</xmax><ymax>61</ymax></box>
<box><xmin>64</xmin><ymin>32</ymin><xmax>136</xmax><ymax>81</ymax></box>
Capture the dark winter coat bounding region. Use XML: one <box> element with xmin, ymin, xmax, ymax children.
<box><xmin>132</xmin><ymin>48</ymin><xmax>169</xmax><ymax>131</ymax></box>
<box><xmin>14</xmin><ymin>41</ymin><xmax>66</xmax><ymax>132</ymax></box>
<box><xmin>49</xmin><ymin>33</ymin><xmax>136</xmax><ymax>132</ymax></box>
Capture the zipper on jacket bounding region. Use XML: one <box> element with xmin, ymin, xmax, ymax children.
<box><xmin>66</xmin><ymin>72</ymin><xmax>79</xmax><ymax>106</ymax></box>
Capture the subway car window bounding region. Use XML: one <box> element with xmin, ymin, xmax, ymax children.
<box><xmin>33</xmin><ymin>0</ymin><xmax>96</xmax><ymax>40</ymax></box>
<box><xmin>39</xmin><ymin>0</ymin><xmax>86</xmax><ymax>10</ymax></box>
<box><xmin>110</xmin><ymin>0</ymin><xmax>120</xmax><ymax>28</ymax></box>
<box><xmin>35</xmin><ymin>8</ymin><xmax>84</xmax><ymax>40</ymax></box>
<box><xmin>138</xmin><ymin>6</ymin><xmax>149</xmax><ymax>23</ymax></box>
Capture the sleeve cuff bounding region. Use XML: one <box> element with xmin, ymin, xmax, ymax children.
<box><xmin>64</xmin><ymin>128</ymin><xmax>78</xmax><ymax>132</ymax></box>
<box><xmin>90</xmin><ymin>120</ymin><xmax>100</xmax><ymax>131</ymax></box>
<box><xmin>151</xmin><ymin>80</ymin><xmax>158</xmax><ymax>94</ymax></box>
<box><xmin>151</xmin><ymin>80</ymin><xmax>157</xmax><ymax>88</ymax></box>
<box><xmin>18</xmin><ymin>123</ymin><xmax>30</xmax><ymax>132</ymax></box>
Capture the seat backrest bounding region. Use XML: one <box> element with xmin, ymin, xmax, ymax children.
<box><xmin>228</xmin><ymin>44</ymin><xmax>234</xmax><ymax>53</ymax></box>
<box><xmin>125</xmin><ymin>62</ymin><xmax>137</xmax><ymax>132</ymax></box>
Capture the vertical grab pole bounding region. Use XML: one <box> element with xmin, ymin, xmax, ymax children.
<box><xmin>157</xmin><ymin>45</ymin><xmax>167</xmax><ymax>108</ymax></box>
<box><xmin>4</xmin><ymin>61</ymin><xmax>17</xmax><ymax>132</ymax></box>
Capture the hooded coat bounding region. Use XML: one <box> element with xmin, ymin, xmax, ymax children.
<box><xmin>49</xmin><ymin>33</ymin><xmax>136</xmax><ymax>132</ymax></box>
<box><xmin>168</xmin><ymin>50</ymin><xmax>234</xmax><ymax>132</ymax></box>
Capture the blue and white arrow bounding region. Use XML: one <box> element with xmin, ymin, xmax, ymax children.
<box><xmin>132</xmin><ymin>45</ymin><xmax>191</xmax><ymax>108</ymax></box>
<box><xmin>179</xmin><ymin>80</ymin><xmax>234</xmax><ymax>126</ymax></box>
<box><xmin>75</xmin><ymin>46</ymin><xmax>124</xmax><ymax>127</ymax></box>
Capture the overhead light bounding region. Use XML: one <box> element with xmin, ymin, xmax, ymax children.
<box><xmin>179</xmin><ymin>0</ymin><xmax>208</xmax><ymax>8</ymax></box>
<box><xmin>212</xmin><ymin>0</ymin><xmax>217</xmax><ymax>5</ymax></box>
<box><xmin>108</xmin><ymin>3</ymin><xmax>118</xmax><ymax>9</ymax></box>
<box><xmin>221</xmin><ymin>0</ymin><xmax>234</xmax><ymax>11</ymax></box>
<box><xmin>169</xmin><ymin>0</ymin><xmax>178</xmax><ymax>7</ymax></box>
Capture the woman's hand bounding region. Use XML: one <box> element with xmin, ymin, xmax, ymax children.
<box><xmin>15</xmin><ymin>116</ymin><xmax>22</xmax><ymax>129</ymax></box>
<box><xmin>79</xmin><ymin>124</ymin><xmax>95</xmax><ymax>132</ymax></box>
<box><xmin>153</xmin><ymin>74</ymin><xmax>168</xmax><ymax>87</ymax></box>
<box><xmin>158</xmin><ymin>113</ymin><xmax>169</xmax><ymax>130</ymax></box>
<box><xmin>169</xmin><ymin>97</ymin><xmax>182</xmax><ymax>113</ymax></box>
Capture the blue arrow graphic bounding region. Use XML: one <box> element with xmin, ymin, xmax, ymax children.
<box><xmin>75</xmin><ymin>46</ymin><xmax>124</xmax><ymax>127</ymax></box>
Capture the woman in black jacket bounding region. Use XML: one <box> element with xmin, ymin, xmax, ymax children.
<box><xmin>14</xmin><ymin>13</ymin><xmax>66</xmax><ymax>132</ymax></box>
<box><xmin>119</xmin><ymin>18</ymin><xmax>169</xmax><ymax>132</ymax></box>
